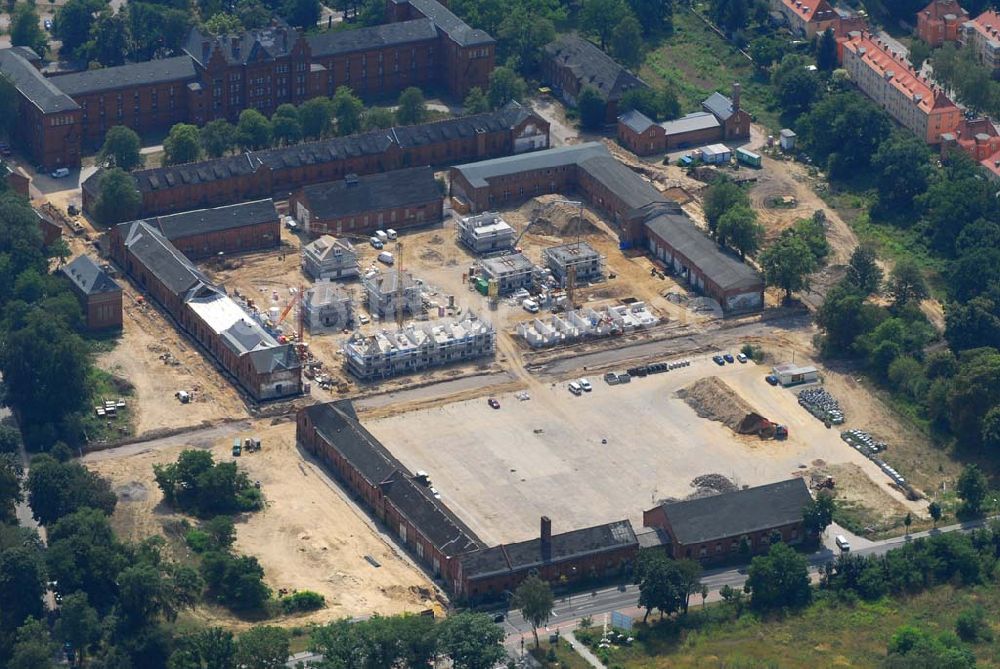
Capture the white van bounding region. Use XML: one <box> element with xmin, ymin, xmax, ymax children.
<box><xmin>835</xmin><ymin>534</ymin><xmax>850</xmax><ymax>552</ymax></box>
<box><xmin>568</xmin><ymin>381</ymin><xmax>582</xmax><ymax>396</ymax></box>
<box><xmin>522</xmin><ymin>299</ymin><xmax>539</xmax><ymax>313</ymax></box>
<box><xmin>51</xmin><ymin>167</ymin><xmax>70</xmax><ymax>178</ymax></box>
<box><xmin>386</xmin><ymin>228</ymin><xmax>398</xmax><ymax>240</ymax></box>
<box><xmin>375</xmin><ymin>230</ymin><xmax>389</xmax><ymax>243</ymax></box>
<box><xmin>377</xmin><ymin>251</ymin><xmax>395</xmax><ymax>265</ymax></box>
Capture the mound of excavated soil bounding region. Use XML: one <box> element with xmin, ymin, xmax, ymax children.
<box><xmin>676</xmin><ymin>376</ymin><xmax>766</xmax><ymax>433</ymax></box>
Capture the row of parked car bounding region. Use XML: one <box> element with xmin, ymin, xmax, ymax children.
<box><xmin>712</xmin><ymin>352</ymin><xmax>747</xmax><ymax>365</ymax></box>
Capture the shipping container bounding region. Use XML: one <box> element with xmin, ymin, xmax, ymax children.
<box><xmin>736</xmin><ymin>148</ymin><xmax>762</xmax><ymax>168</ymax></box>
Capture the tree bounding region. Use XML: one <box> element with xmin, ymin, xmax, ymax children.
<box><xmin>872</xmin><ymin>131</ymin><xmax>932</xmax><ymax>215</ymax></box>
<box><xmin>298</xmin><ymin>97</ymin><xmax>334</xmax><ymax>139</ymax></box>
<box><xmin>463</xmin><ymin>87</ymin><xmax>490</xmax><ymax>115</ymax></box>
<box><xmin>628</xmin><ymin>0</ymin><xmax>673</xmax><ymax>34</ymax></box>
<box><xmin>54</xmin><ymin>0</ymin><xmax>103</xmax><ymax>58</ymax></box>
<box><xmin>331</xmin><ymin>86</ymin><xmax>364</xmax><ymax>136</ymax></box>
<box><xmin>904</xmin><ymin>512</ymin><xmax>913</xmax><ymax>535</ymax></box>
<box><xmin>847</xmin><ymin>245</ymin><xmax>883</xmax><ymax>296</ymax></box>
<box><xmin>577</xmin><ymin>86</ymin><xmax>607</xmax><ymax>131</ymax></box>
<box><xmin>776</xmin><ymin>67</ymin><xmax>821</xmax><ymax>119</ymax></box>
<box><xmin>512</xmin><ymin>575</ymin><xmax>554</xmax><ymax>648</ymax></box>
<box><xmin>163</xmin><ymin>124</ymin><xmax>203</xmax><ymax>165</ymax></box>
<box><xmin>884</xmin><ymin>625</ymin><xmax>976</xmax><ymax>669</ymax></box>
<box><xmin>708</xmin><ymin>0</ymin><xmax>750</xmax><ymax>33</ymax></box>
<box><xmin>956</xmin><ymin>464</ymin><xmax>988</xmax><ymax>517</ymax></box>
<box><xmin>8</xmin><ymin>617</ymin><xmax>59</xmax><ymax>669</ymax></box>
<box><xmin>620</xmin><ymin>86</ymin><xmax>679</xmax><ymax>122</ymax></box>
<box><xmin>802</xmin><ymin>492</ymin><xmax>835</xmax><ymax>537</ymax></box>
<box><xmin>0</xmin><ymin>546</ymin><xmax>46</xmax><ymax>633</ymax></box>
<box><xmin>437</xmin><ymin>612</ymin><xmax>505</xmax><ymax>669</ymax></box>
<box><xmin>87</xmin><ymin>12</ymin><xmax>130</xmax><ymax>67</ymax></box>
<box><xmin>46</xmin><ymin>508</ymin><xmax>125</xmax><ymax>612</ymax></box>
<box><xmin>395</xmin><ymin>87</ymin><xmax>427</xmax><ymax>125</ymax></box>
<box><xmin>717</xmin><ymin>205</ymin><xmax>763</xmax><ymax>259</ymax></box>
<box><xmin>55</xmin><ymin>592</ymin><xmax>101</xmax><ymax>667</ymax></box>
<box><xmin>798</xmin><ymin>92</ymin><xmax>892</xmax><ymax>180</ymax></box>
<box><xmin>154</xmin><ymin>450</ymin><xmax>260</xmax><ymax>517</ymax></box>
<box><xmin>270</xmin><ymin>104</ymin><xmax>302</xmax><ymax>146</ymax></box>
<box><xmin>886</xmin><ymin>258</ymin><xmax>929</xmax><ymax>310</ymax></box>
<box><xmin>945</xmin><ymin>295</ymin><xmax>1000</xmax><ymax>352</ymax></box>
<box><xmin>283</xmin><ymin>0</ymin><xmax>321</xmax><ymax>28</ymax></box>
<box><xmin>235</xmin><ymin>626</ymin><xmax>289</xmax><ymax>669</ymax></box>
<box><xmin>11</xmin><ymin>4</ymin><xmax>47</xmax><ymax>57</ymax></box>
<box><xmin>955</xmin><ymin>606</ymin><xmax>992</xmax><ymax>643</ymax></box>
<box><xmin>487</xmin><ymin>66</ymin><xmax>526</xmax><ymax>110</ymax></box>
<box><xmin>635</xmin><ymin>550</ymin><xmax>685</xmax><ymax>621</ymax></box>
<box><xmin>929</xmin><ymin>501</ymin><xmax>942</xmax><ymax>528</ymax></box>
<box><xmin>93</xmin><ymin>168</ymin><xmax>142</xmax><ymax>226</ymax></box>
<box><xmin>760</xmin><ymin>235</ymin><xmax>817</xmax><ymax>302</ymax></box>
<box><xmin>583</xmin><ymin>0</ymin><xmax>631</xmax><ymax>50</ymax></box>
<box><xmin>816</xmin><ymin>28</ymin><xmax>837</xmax><ymax>70</ymax></box>
<box><xmin>610</xmin><ymin>13</ymin><xmax>643</xmax><ymax>69</ymax></box>
<box><xmin>0</xmin><ymin>453</ymin><xmax>22</xmax><ymax>523</ymax></box>
<box><xmin>200</xmin><ymin>120</ymin><xmax>237</xmax><ymax>158</ymax></box>
<box><xmin>98</xmin><ymin>126</ymin><xmax>143</xmax><ymax>171</ymax></box>
<box><xmin>236</xmin><ymin>109</ymin><xmax>273</xmax><ymax>150</ymax></box>
<box><xmin>495</xmin><ymin>3</ymin><xmax>557</xmax><ymax>72</ymax></box>
<box><xmin>203</xmin><ymin>12</ymin><xmax>243</xmax><ymax>35</ymax></box>
<box><xmin>746</xmin><ymin>541</ymin><xmax>811</xmax><ymax>611</ymax></box>
<box><xmin>703</xmin><ymin>180</ymin><xmax>748</xmax><ymax>236</ymax></box>
<box><xmin>201</xmin><ymin>552</ymin><xmax>270</xmax><ymax>611</ymax></box>
<box><xmin>363</xmin><ymin>106</ymin><xmax>395</xmax><ymax>130</ymax></box>
<box><xmin>27</xmin><ymin>454</ymin><xmax>117</xmax><ymax>525</ymax></box>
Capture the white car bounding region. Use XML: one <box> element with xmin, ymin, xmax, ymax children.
<box><xmin>522</xmin><ymin>299</ymin><xmax>539</xmax><ymax>313</ymax></box>
<box><xmin>578</xmin><ymin>378</ymin><xmax>592</xmax><ymax>392</ymax></box>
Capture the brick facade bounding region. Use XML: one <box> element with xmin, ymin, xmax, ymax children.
<box><xmin>917</xmin><ymin>0</ymin><xmax>968</xmax><ymax>46</ymax></box>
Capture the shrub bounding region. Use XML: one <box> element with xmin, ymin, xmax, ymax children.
<box><xmin>955</xmin><ymin>607</ymin><xmax>992</xmax><ymax>643</ymax></box>
<box><xmin>185</xmin><ymin>529</ymin><xmax>212</xmax><ymax>553</ymax></box>
<box><xmin>279</xmin><ymin>590</ymin><xmax>325</xmax><ymax>613</ymax></box>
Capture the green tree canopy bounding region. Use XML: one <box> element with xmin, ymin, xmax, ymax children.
<box><xmin>577</xmin><ymin>86</ymin><xmax>607</xmax><ymax>131</ymax></box>
<box><xmin>163</xmin><ymin>123</ymin><xmax>203</xmax><ymax>165</ymax></box>
<box><xmin>487</xmin><ymin>66</ymin><xmax>527</xmax><ymax>110</ymax></box>
<box><xmin>886</xmin><ymin>258</ymin><xmax>929</xmax><ymax>310</ymax></box>
<box><xmin>98</xmin><ymin>126</ymin><xmax>143</xmax><ymax>171</ymax></box>
<box><xmin>94</xmin><ymin>168</ymin><xmax>142</xmax><ymax>225</ymax></box>
<box><xmin>11</xmin><ymin>4</ymin><xmax>47</xmax><ymax>57</ymax></box>
<box><xmin>54</xmin><ymin>0</ymin><xmax>103</xmax><ymax>57</ymax></box>
<box><xmin>235</xmin><ymin>625</ymin><xmax>289</xmax><ymax>669</ymax></box>
<box><xmin>463</xmin><ymin>87</ymin><xmax>490</xmax><ymax>115</ymax></box>
<box><xmin>702</xmin><ymin>179</ymin><xmax>748</xmax><ymax>236</ymax></box>
<box><xmin>27</xmin><ymin>454</ymin><xmax>117</xmax><ymax>525</ymax></box>
<box><xmin>582</xmin><ymin>0</ymin><xmax>631</xmax><ymax>50</ymax></box>
<box><xmin>200</xmin><ymin>120</ymin><xmax>237</xmax><ymax>158</ymax></box>
<box><xmin>332</xmin><ymin>86</ymin><xmax>364</xmax><ymax>136</ymax></box>
<box><xmin>610</xmin><ymin>13</ymin><xmax>644</xmax><ymax>69</ymax></box>
<box><xmin>437</xmin><ymin>612</ymin><xmax>506</xmax><ymax>669</ymax></box>
<box><xmin>746</xmin><ymin>541</ymin><xmax>811</xmax><ymax>611</ymax></box>
<box><xmin>846</xmin><ymin>244</ymin><xmax>883</xmax><ymax>296</ymax></box>
<box><xmin>717</xmin><ymin>205</ymin><xmax>763</xmax><ymax>260</ymax></box>
<box><xmin>236</xmin><ymin>109</ymin><xmax>273</xmax><ymax>150</ymax></box>
<box><xmin>512</xmin><ymin>575</ymin><xmax>554</xmax><ymax>648</ymax></box>
<box><xmin>956</xmin><ymin>464</ymin><xmax>989</xmax><ymax>517</ymax></box>
<box><xmin>270</xmin><ymin>104</ymin><xmax>302</xmax><ymax>146</ymax></box>
<box><xmin>395</xmin><ymin>86</ymin><xmax>428</xmax><ymax>125</ymax></box>
<box><xmin>760</xmin><ymin>234</ymin><xmax>817</xmax><ymax>302</ymax></box>
<box><xmin>298</xmin><ymin>97</ymin><xmax>334</xmax><ymax>139</ymax></box>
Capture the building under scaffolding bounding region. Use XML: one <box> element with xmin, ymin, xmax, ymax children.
<box><xmin>302</xmin><ymin>280</ymin><xmax>354</xmax><ymax>332</ymax></box>
<box><xmin>361</xmin><ymin>269</ymin><xmax>423</xmax><ymax>319</ymax></box>
<box><xmin>301</xmin><ymin>235</ymin><xmax>358</xmax><ymax>280</ymax></box>
<box><xmin>343</xmin><ymin>314</ymin><xmax>496</xmax><ymax>380</ymax></box>
<box><xmin>457</xmin><ymin>212</ymin><xmax>515</xmax><ymax>254</ymax></box>
<box><xmin>542</xmin><ymin>241</ymin><xmax>603</xmax><ymax>286</ymax></box>
<box><xmin>517</xmin><ymin>302</ymin><xmax>659</xmax><ymax>348</ymax></box>
<box><xmin>478</xmin><ymin>253</ymin><xmax>537</xmax><ymax>295</ymax></box>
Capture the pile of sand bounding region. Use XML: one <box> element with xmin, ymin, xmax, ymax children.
<box><xmin>676</xmin><ymin>376</ymin><xmax>765</xmax><ymax>433</ymax></box>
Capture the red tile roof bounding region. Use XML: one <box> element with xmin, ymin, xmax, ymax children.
<box><xmin>780</xmin><ymin>0</ymin><xmax>838</xmax><ymax>23</ymax></box>
<box><xmin>919</xmin><ymin>0</ymin><xmax>968</xmax><ymax>21</ymax></box>
<box><xmin>969</xmin><ymin>10</ymin><xmax>1000</xmax><ymax>40</ymax></box>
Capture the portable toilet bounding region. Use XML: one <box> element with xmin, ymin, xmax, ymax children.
<box><xmin>780</xmin><ymin>129</ymin><xmax>797</xmax><ymax>151</ymax></box>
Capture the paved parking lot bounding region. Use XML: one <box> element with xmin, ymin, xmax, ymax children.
<box><xmin>364</xmin><ymin>356</ymin><xmax>919</xmax><ymax>546</ymax></box>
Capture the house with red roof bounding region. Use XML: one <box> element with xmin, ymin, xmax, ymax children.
<box><xmin>917</xmin><ymin>0</ymin><xmax>968</xmax><ymax>46</ymax></box>
<box><xmin>961</xmin><ymin>10</ymin><xmax>1000</xmax><ymax>72</ymax></box>
<box><xmin>771</xmin><ymin>0</ymin><xmax>841</xmax><ymax>38</ymax></box>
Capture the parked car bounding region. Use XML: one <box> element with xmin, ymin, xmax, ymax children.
<box><xmin>737</xmin><ymin>353</ymin><xmax>748</xmax><ymax>363</ymax></box>
<box><xmin>712</xmin><ymin>355</ymin><xmax>725</xmax><ymax>366</ymax></box>
<box><xmin>44</xmin><ymin>18</ymin><xmax>52</xmax><ymax>30</ymax></box>
<box><xmin>375</xmin><ymin>230</ymin><xmax>388</xmax><ymax>243</ymax></box>
<box><xmin>568</xmin><ymin>381</ymin><xmax>582</xmax><ymax>395</ymax></box>
<box><xmin>604</xmin><ymin>372</ymin><xmax>619</xmax><ymax>385</ymax></box>
<box><xmin>578</xmin><ymin>378</ymin><xmax>592</xmax><ymax>392</ymax></box>
<box><xmin>487</xmin><ymin>398</ymin><xmax>500</xmax><ymax>409</ymax></box>
<box><xmin>369</xmin><ymin>237</ymin><xmax>383</xmax><ymax>249</ymax></box>
<box><xmin>51</xmin><ymin>167</ymin><xmax>70</xmax><ymax>178</ymax></box>
<box><xmin>723</xmin><ymin>353</ymin><xmax>735</xmax><ymax>363</ymax></box>
<box><xmin>522</xmin><ymin>299</ymin><xmax>539</xmax><ymax>313</ymax></box>
<box><xmin>835</xmin><ymin>534</ymin><xmax>851</xmax><ymax>552</ymax></box>
<box><xmin>377</xmin><ymin>251</ymin><xmax>394</xmax><ymax>265</ymax></box>
<box><xmin>386</xmin><ymin>228</ymin><xmax>398</xmax><ymax>240</ymax></box>
<box><xmin>765</xmin><ymin>374</ymin><xmax>779</xmax><ymax>386</ymax></box>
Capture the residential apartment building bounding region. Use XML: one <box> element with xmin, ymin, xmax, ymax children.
<box><xmin>840</xmin><ymin>31</ymin><xmax>961</xmax><ymax>144</ymax></box>
<box><xmin>770</xmin><ymin>0</ymin><xmax>841</xmax><ymax>37</ymax></box>
<box><xmin>961</xmin><ymin>10</ymin><xmax>1000</xmax><ymax>72</ymax></box>
<box><xmin>917</xmin><ymin>0</ymin><xmax>968</xmax><ymax>46</ymax></box>
<box><xmin>1</xmin><ymin>0</ymin><xmax>495</xmax><ymax>170</ymax></box>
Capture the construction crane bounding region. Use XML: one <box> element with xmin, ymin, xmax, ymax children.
<box><xmin>513</xmin><ymin>199</ymin><xmax>583</xmax><ymax>249</ymax></box>
<box><xmin>275</xmin><ymin>285</ymin><xmax>305</xmax><ymax>341</ymax></box>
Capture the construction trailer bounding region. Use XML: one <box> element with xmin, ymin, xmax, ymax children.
<box><xmin>301</xmin><ymin>235</ymin><xmax>359</xmax><ymax>280</ymax></box>
<box><xmin>736</xmin><ymin>147</ymin><xmax>761</xmax><ymax>168</ymax></box>
<box><xmin>542</xmin><ymin>241</ymin><xmax>603</xmax><ymax>287</ymax></box>
<box><xmin>701</xmin><ymin>143</ymin><xmax>732</xmax><ymax>164</ymax></box>
<box><xmin>772</xmin><ymin>363</ymin><xmax>818</xmax><ymax>387</ymax></box>
<box><xmin>478</xmin><ymin>253</ymin><xmax>537</xmax><ymax>295</ymax></box>
<box><xmin>457</xmin><ymin>212</ymin><xmax>515</xmax><ymax>254</ymax></box>
<box><xmin>302</xmin><ymin>280</ymin><xmax>354</xmax><ymax>332</ymax></box>
<box><xmin>343</xmin><ymin>314</ymin><xmax>496</xmax><ymax>380</ymax></box>
<box><xmin>361</xmin><ymin>269</ymin><xmax>423</xmax><ymax>319</ymax></box>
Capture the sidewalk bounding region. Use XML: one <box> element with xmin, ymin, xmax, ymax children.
<box><xmin>565</xmin><ymin>631</ymin><xmax>605</xmax><ymax>668</ymax></box>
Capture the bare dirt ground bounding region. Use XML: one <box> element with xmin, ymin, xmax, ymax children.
<box><xmin>87</xmin><ymin>420</ymin><xmax>438</xmax><ymax>626</ymax></box>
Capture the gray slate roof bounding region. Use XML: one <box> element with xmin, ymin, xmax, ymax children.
<box><xmin>660</xmin><ymin>111</ymin><xmax>720</xmax><ymax>136</ymax></box>
<box><xmin>307</xmin><ymin>19</ymin><xmax>439</xmax><ymax>56</ymax></box>
<box><xmin>139</xmin><ymin>199</ymin><xmax>278</xmax><ymax>240</ymax></box>
<box><xmin>619</xmin><ymin>109</ymin><xmax>656</xmax><ymax>134</ymax></box>
<box><xmin>50</xmin><ymin>56</ymin><xmax>196</xmax><ymax>96</ymax></box>
<box><xmin>660</xmin><ymin>478</ymin><xmax>813</xmax><ymax>545</ymax></box>
<box><xmin>405</xmin><ymin>0</ymin><xmax>495</xmax><ymax>46</ymax></box>
<box><xmin>544</xmin><ymin>34</ymin><xmax>646</xmax><ymax>102</ymax></box>
<box><xmin>131</xmin><ymin>154</ymin><xmax>264</xmax><ymax>193</ymax></box>
<box><xmin>460</xmin><ymin>520</ymin><xmax>637</xmax><ymax>580</ymax></box>
<box><xmin>184</xmin><ymin>23</ymin><xmax>299</xmax><ymax>67</ymax></box>
<box><xmin>0</xmin><ymin>48</ymin><xmax>80</xmax><ymax>114</ymax></box>
<box><xmin>60</xmin><ymin>255</ymin><xmax>121</xmax><ymax>296</ymax></box>
<box><xmin>299</xmin><ymin>166</ymin><xmax>439</xmax><ymax>219</ymax></box>
<box><xmin>121</xmin><ymin>221</ymin><xmax>211</xmax><ymax>296</ymax></box>
<box><xmin>381</xmin><ymin>472</ymin><xmax>482</xmax><ymax>556</ymax></box>
<box><xmin>643</xmin><ymin>207</ymin><xmax>762</xmax><ymax>293</ymax></box>
<box><xmin>452</xmin><ymin>141</ymin><xmax>609</xmax><ymax>188</ymax></box>
<box><xmin>702</xmin><ymin>92</ymin><xmax>737</xmax><ymax>121</ymax></box>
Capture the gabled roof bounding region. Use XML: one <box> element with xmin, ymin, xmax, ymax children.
<box><xmin>60</xmin><ymin>255</ymin><xmax>121</xmax><ymax>296</ymax></box>
<box><xmin>307</xmin><ymin>19</ymin><xmax>439</xmax><ymax>56</ymax></box>
<box><xmin>121</xmin><ymin>221</ymin><xmax>212</xmax><ymax>296</ymax></box>
<box><xmin>968</xmin><ymin>9</ymin><xmax>1000</xmax><ymax>46</ymax></box>
<box><xmin>136</xmin><ymin>199</ymin><xmax>278</xmax><ymax>241</ymax></box>
<box><xmin>702</xmin><ymin>92</ymin><xmax>738</xmax><ymax>122</ymax></box>
<box><xmin>50</xmin><ymin>56</ymin><xmax>196</xmax><ymax>96</ymax></box>
<box><xmin>619</xmin><ymin>109</ymin><xmax>656</xmax><ymax>134</ymax></box>
<box><xmin>778</xmin><ymin>0</ymin><xmax>839</xmax><ymax>23</ymax></box>
<box><xmin>131</xmin><ymin>153</ymin><xmax>265</xmax><ymax>193</ymax></box>
<box><xmin>452</xmin><ymin>141</ymin><xmax>609</xmax><ymax>188</ymax></box>
<box><xmin>303</xmin><ymin>235</ymin><xmax>355</xmax><ymax>262</ymax></box>
<box><xmin>919</xmin><ymin>0</ymin><xmax>968</xmax><ymax>21</ymax></box>
<box><xmin>0</xmin><ymin>48</ymin><xmax>80</xmax><ymax>114</ymax></box>
<box><xmin>184</xmin><ymin>22</ymin><xmax>300</xmax><ymax>67</ymax></box>
<box><xmin>459</xmin><ymin>520</ymin><xmax>637</xmax><ymax>580</ymax></box>
<box><xmin>543</xmin><ymin>34</ymin><xmax>647</xmax><ymax>102</ymax></box>
<box><xmin>658</xmin><ymin>478</ymin><xmax>813</xmax><ymax>545</ymax></box>
<box><xmin>381</xmin><ymin>472</ymin><xmax>482</xmax><ymax>556</ymax></box>
<box><xmin>661</xmin><ymin>111</ymin><xmax>720</xmax><ymax>135</ymax></box>
<box><xmin>405</xmin><ymin>0</ymin><xmax>495</xmax><ymax>46</ymax></box>
<box><xmin>298</xmin><ymin>166</ymin><xmax>439</xmax><ymax>219</ymax></box>
<box><xmin>255</xmin><ymin>130</ymin><xmax>395</xmax><ymax>169</ymax></box>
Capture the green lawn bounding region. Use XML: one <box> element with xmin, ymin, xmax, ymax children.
<box><xmin>573</xmin><ymin>583</ymin><xmax>1000</xmax><ymax>668</ymax></box>
<box><xmin>640</xmin><ymin>9</ymin><xmax>780</xmax><ymax>131</ymax></box>
<box><xmin>529</xmin><ymin>638</ymin><xmax>594</xmax><ymax>669</ymax></box>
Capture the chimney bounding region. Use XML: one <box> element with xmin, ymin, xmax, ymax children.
<box><xmin>540</xmin><ymin>516</ymin><xmax>552</xmax><ymax>561</ymax></box>
<box><xmin>732</xmin><ymin>82</ymin><xmax>741</xmax><ymax>113</ymax></box>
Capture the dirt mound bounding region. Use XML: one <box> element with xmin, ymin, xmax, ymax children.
<box><xmin>528</xmin><ymin>214</ymin><xmax>600</xmax><ymax>238</ymax></box>
<box><xmin>677</xmin><ymin>377</ymin><xmax>767</xmax><ymax>433</ymax></box>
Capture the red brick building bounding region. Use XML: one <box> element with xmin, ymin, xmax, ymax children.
<box><xmin>289</xmin><ymin>166</ymin><xmax>442</xmax><ymax>236</ymax></box>
<box><xmin>643</xmin><ymin>479</ymin><xmax>813</xmax><ymax>564</ymax></box>
<box><xmin>60</xmin><ymin>255</ymin><xmax>123</xmax><ymax>330</ymax></box>
<box><xmin>82</xmin><ymin>102</ymin><xmax>548</xmax><ymax>217</ymax></box>
<box><xmin>1</xmin><ymin>0</ymin><xmax>494</xmax><ymax>169</ymax></box>
<box><xmin>917</xmin><ymin>0</ymin><xmax>968</xmax><ymax>46</ymax></box>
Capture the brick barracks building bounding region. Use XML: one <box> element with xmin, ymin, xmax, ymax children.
<box><xmin>82</xmin><ymin>102</ymin><xmax>548</xmax><ymax>218</ymax></box>
<box><xmin>0</xmin><ymin>0</ymin><xmax>495</xmax><ymax>171</ymax></box>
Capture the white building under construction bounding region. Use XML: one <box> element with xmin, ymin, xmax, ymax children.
<box><xmin>361</xmin><ymin>269</ymin><xmax>423</xmax><ymax>319</ymax></box>
<box><xmin>517</xmin><ymin>302</ymin><xmax>659</xmax><ymax>348</ymax></box>
<box><xmin>457</xmin><ymin>212</ymin><xmax>515</xmax><ymax>254</ymax></box>
<box><xmin>343</xmin><ymin>314</ymin><xmax>496</xmax><ymax>380</ymax></box>
<box><xmin>542</xmin><ymin>241</ymin><xmax>603</xmax><ymax>286</ymax></box>
<box><xmin>478</xmin><ymin>253</ymin><xmax>536</xmax><ymax>295</ymax></box>
<box><xmin>302</xmin><ymin>280</ymin><xmax>354</xmax><ymax>332</ymax></box>
<box><xmin>301</xmin><ymin>235</ymin><xmax>359</xmax><ymax>280</ymax></box>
